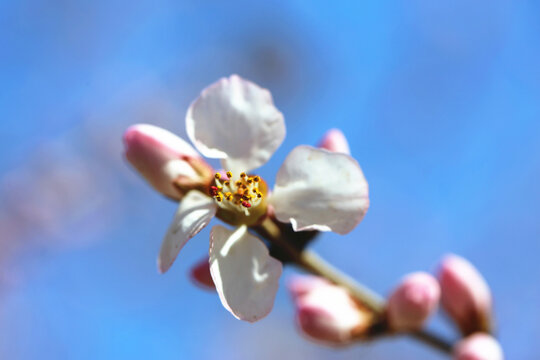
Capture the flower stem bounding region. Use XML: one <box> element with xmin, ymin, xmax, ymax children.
<box><xmin>255</xmin><ymin>217</ymin><xmax>454</xmax><ymax>355</ymax></box>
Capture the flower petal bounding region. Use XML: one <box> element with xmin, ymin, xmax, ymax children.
<box><xmin>158</xmin><ymin>190</ymin><xmax>217</xmax><ymax>274</ymax></box>
<box><xmin>209</xmin><ymin>225</ymin><xmax>282</xmax><ymax>322</ymax></box>
<box><xmin>271</xmin><ymin>146</ymin><xmax>369</xmax><ymax>235</ymax></box>
<box><xmin>186</xmin><ymin>75</ymin><xmax>285</xmax><ymax>173</ymax></box>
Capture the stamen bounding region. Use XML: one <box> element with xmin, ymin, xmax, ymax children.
<box><xmin>210</xmin><ymin>169</ymin><xmax>264</xmax><ymax>217</ymax></box>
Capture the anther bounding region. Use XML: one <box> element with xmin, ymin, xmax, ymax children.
<box><xmin>226</xmin><ymin>171</ymin><xmax>233</xmax><ymax>178</ymax></box>
<box><xmin>240</xmin><ymin>172</ymin><xmax>246</xmax><ymax>178</ymax></box>
<box><xmin>235</xmin><ymin>180</ymin><xmax>243</xmax><ymax>187</ymax></box>
<box><xmin>215</xmin><ymin>193</ymin><xmax>223</xmax><ymax>202</ymax></box>
<box><xmin>209</xmin><ymin>186</ymin><xmax>219</xmax><ymax>196</ymax></box>
<box><xmin>214</xmin><ymin>173</ymin><xmax>221</xmax><ymax>180</ymax></box>
<box><xmin>241</xmin><ymin>201</ymin><xmax>251</xmax><ymax>208</ymax></box>
<box><xmin>253</xmin><ymin>176</ymin><xmax>260</xmax><ymax>182</ymax></box>
<box><xmin>224</xmin><ymin>180</ymin><xmax>230</xmax><ymax>186</ymax></box>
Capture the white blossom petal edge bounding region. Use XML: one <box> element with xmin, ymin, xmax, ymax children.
<box><xmin>158</xmin><ymin>190</ymin><xmax>218</xmax><ymax>274</ymax></box>
<box><xmin>209</xmin><ymin>225</ymin><xmax>282</xmax><ymax>322</ymax></box>
<box><xmin>186</xmin><ymin>74</ymin><xmax>285</xmax><ymax>174</ymax></box>
<box><xmin>270</xmin><ymin>146</ymin><xmax>369</xmax><ymax>235</ymax></box>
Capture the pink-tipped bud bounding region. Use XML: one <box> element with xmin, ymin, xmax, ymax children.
<box><xmin>123</xmin><ymin>124</ymin><xmax>212</xmax><ymax>199</ymax></box>
<box><xmin>438</xmin><ymin>254</ymin><xmax>492</xmax><ymax>335</ymax></box>
<box><xmin>288</xmin><ymin>275</ymin><xmax>331</xmax><ymax>300</ymax></box>
<box><xmin>289</xmin><ymin>276</ymin><xmax>372</xmax><ymax>345</ymax></box>
<box><xmin>189</xmin><ymin>257</ymin><xmax>215</xmax><ymax>290</ymax></box>
<box><xmin>317</xmin><ymin>129</ymin><xmax>351</xmax><ymax>154</ymax></box>
<box><xmin>454</xmin><ymin>333</ymin><xmax>504</xmax><ymax>360</ymax></box>
<box><xmin>386</xmin><ymin>272</ymin><xmax>440</xmax><ymax>331</ymax></box>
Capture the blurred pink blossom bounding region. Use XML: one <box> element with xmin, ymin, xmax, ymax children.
<box><xmin>317</xmin><ymin>128</ymin><xmax>350</xmax><ymax>154</ymax></box>
<box><xmin>289</xmin><ymin>275</ymin><xmax>372</xmax><ymax>345</ymax></box>
<box><xmin>386</xmin><ymin>272</ymin><xmax>440</xmax><ymax>331</ymax></box>
<box><xmin>189</xmin><ymin>257</ymin><xmax>215</xmax><ymax>290</ymax></box>
<box><xmin>438</xmin><ymin>254</ymin><xmax>492</xmax><ymax>335</ymax></box>
<box><xmin>453</xmin><ymin>333</ymin><xmax>504</xmax><ymax>360</ymax></box>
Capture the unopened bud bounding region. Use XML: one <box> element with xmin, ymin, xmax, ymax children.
<box><xmin>123</xmin><ymin>124</ymin><xmax>212</xmax><ymax>200</ymax></box>
<box><xmin>453</xmin><ymin>333</ymin><xmax>503</xmax><ymax>360</ymax></box>
<box><xmin>318</xmin><ymin>129</ymin><xmax>350</xmax><ymax>154</ymax></box>
<box><xmin>386</xmin><ymin>272</ymin><xmax>440</xmax><ymax>331</ymax></box>
<box><xmin>288</xmin><ymin>275</ymin><xmax>331</xmax><ymax>300</ymax></box>
<box><xmin>438</xmin><ymin>254</ymin><xmax>492</xmax><ymax>335</ymax></box>
<box><xmin>289</xmin><ymin>276</ymin><xmax>373</xmax><ymax>345</ymax></box>
<box><xmin>189</xmin><ymin>257</ymin><xmax>215</xmax><ymax>290</ymax></box>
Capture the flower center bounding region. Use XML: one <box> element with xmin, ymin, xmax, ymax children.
<box><xmin>210</xmin><ymin>171</ymin><xmax>265</xmax><ymax>216</ymax></box>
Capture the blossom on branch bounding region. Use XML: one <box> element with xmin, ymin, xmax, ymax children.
<box><xmin>123</xmin><ymin>75</ymin><xmax>370</xmax><ymax>322</ymax></box>
<box><xmin>453</xmin><ymin>333</ymin><xmax>504</xmax><ymax>360</ymax></box>
<box><xmin>386</xmin><ymin>272</ymin><xmax>440</xmax><ymax>331</ymax></box>
<box><xmin>288</xmin><ymin>275</ymin><xmax>373</xmax><ymax>345</ymax></box>
<box><xmin>438</xmin><ymin>254</ymin><xmax>493</xmax><ymax>335</ymax></box>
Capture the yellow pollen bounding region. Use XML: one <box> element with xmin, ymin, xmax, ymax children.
<box><xmin>211</xmin><ymin>169</ymin><xmax>265</xmax><ymax>216</ymax></box>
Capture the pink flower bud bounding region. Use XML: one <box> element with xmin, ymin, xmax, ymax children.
<box><xmin>123</xmin><ymin>124</ymin><xmax>210</xmax><ymax>200</ymax></box>
<box><xmin>454</xmin><ymin>333</ymin><xmax>504</xmax><ymax>360</ymax></box>
<box><xmin>189</xmin><ymin>258</ymin><xmax>215</xmax><ymax>289</ymax></box>
<box><xmin>386</xmin><ymin>272</ymin><xmax>440</xmax><ymax>331</ymax></box>
<box><xmin>289</xmin><ymin>276</ymin><xmax>372</xmax><ymax>345</ymax></box>
<box><xmin>317</xmin><ymin>129</ymin><xmax>350</xmax><ymax>154</ymax></box>
<box><xmin>288</xmin><ymin>275</ymin><xmax>331</xmax><ymax>300</ymax></box>
<box><xmin>438</xmin><ymin>254</ymin><xmax>492</xmax><ymax>335</ymax></box>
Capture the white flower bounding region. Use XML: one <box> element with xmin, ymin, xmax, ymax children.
<box><xmin>124</xmin><ymin>75</ymin><xmax>370</xmax><ymax>322</ymax></box>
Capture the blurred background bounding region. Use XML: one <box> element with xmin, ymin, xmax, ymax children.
<box><xmin>1</xmin><ymin>1</ymin><xmax>539</xmax><ymax>359</ymax></box>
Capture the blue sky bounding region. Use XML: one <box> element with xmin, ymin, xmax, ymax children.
<box><xmin>1</xmin><ymin>1</ymin><xmax>539</xmax><ymax>359</ymax></box>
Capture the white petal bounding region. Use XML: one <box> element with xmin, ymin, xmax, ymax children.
<box><xmin>158</xmin><ymin>190</ymin><xmax>217</xmax><ymax>273</ymax></box>
<box><xmin>271</xmin><ymin>146</ymin><xmax>369</xmax><ymax>235</ymax></box>
<box><xmin>209</xmin><ymin>225</ymin><xmax>282</xmax><ymax>322</ymax></box>
<box><xmin>186</xmin><ymin>75</ymin><xmax>285</xmax><ymax>173</ymax></box>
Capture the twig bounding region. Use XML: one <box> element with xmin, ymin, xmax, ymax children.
<box><xmin>255</xmin><ymin>217</ymin><xmax>454</xmax><ymax>356</ymax></box>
